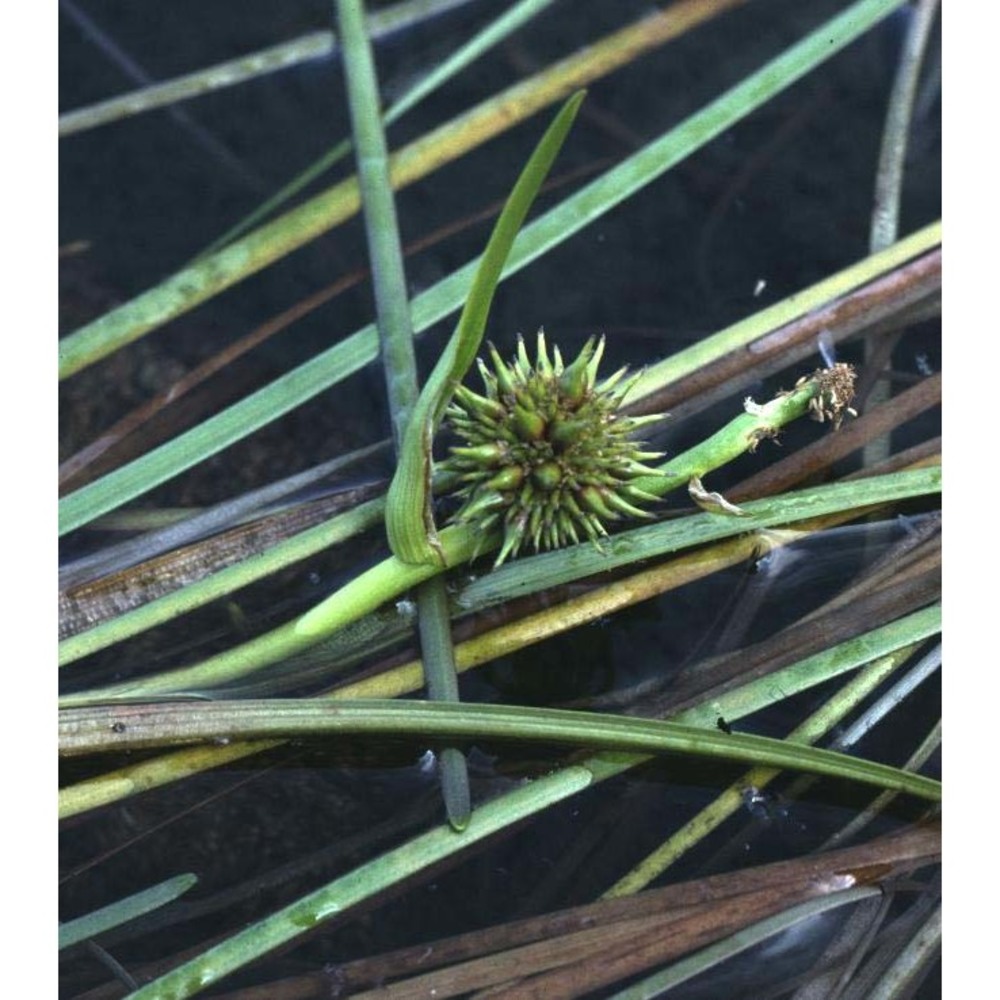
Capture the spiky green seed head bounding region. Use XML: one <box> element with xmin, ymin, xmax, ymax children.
<box><xmin>442</xmin><ymin>329</ymin><xmax>666</xmax><ymax>566</ymax></box>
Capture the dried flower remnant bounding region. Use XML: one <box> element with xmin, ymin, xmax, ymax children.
<box><xmin>805</xmin><ymin>362</ymin><xmax>858</xmax><ymax>429</ymax></box>
<box><xmin>442</xmin><ymin>330</ymin><xmax>666</xmax><ymax>566</ymax></box>
<box><xmin>745</xmin><ymin>363</ymin><xmax>858</xmax><ymax>439</ymax></box>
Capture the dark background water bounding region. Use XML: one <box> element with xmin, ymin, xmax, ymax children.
<box><xmin>59</xmin><ymin>1</ymin><xmax>941</xmax><ymax>996</ymax></box>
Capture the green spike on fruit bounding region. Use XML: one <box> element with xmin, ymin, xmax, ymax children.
<box><xmin>449</xmin><ymin>443</ymin><xmax>507</xmax><ymax>466</ymax></box>
<box><xmin>442</xmin><ymin>330</ymin><xmax>667</xmax><ymax>566</ymax></box>
<box><xmin>487</xmin><ymin>466</ymin><xmax>525</xmax><ymax>491</ymax></box>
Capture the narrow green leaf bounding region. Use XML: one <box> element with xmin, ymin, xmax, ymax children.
<box><xmin>59</xmin><ymin>699</ymin><xmax>941</xmax><ymax>803</ymax></box>
<box><xmin>455</xmin><ymin>467</ymin><xmax>941</xmax><ymax>612</ymax></box>
<box><xmin>59</xmin><ymin>873</ymin><xmax>198</xmax><ymax>951</ymax></box>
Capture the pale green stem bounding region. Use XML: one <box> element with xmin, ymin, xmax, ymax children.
<box><xmin>337</xmin><ymin>0</ymin><xmax>470</xmax><ymax>829</ymax></box>
<box><xmin>58</xmin><ymin>524</ymin><xmax>477</xmax><ymax>704</ymax></box>
<box><xmin>58</xmin><ymin>498</ymin><xmax>386</xmax><ymax>667</ymax></box>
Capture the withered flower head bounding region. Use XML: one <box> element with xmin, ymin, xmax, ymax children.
<box><xmin>807</xmin><ymin>362</ymin><xmax>858</xmax><ymax>429</ymax></box>
<box><xmin>442</xmin><ymin>330</ymin><xmax>665</xmax><ymax>566</ymax></box>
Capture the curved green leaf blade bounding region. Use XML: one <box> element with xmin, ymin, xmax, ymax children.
<box><xmin>60</xmin><ymin>699</ymin><xmax>941</xmax><ymax>803</ymax></box>
<box><xmin>385</xmin><ymin>90</ymin><xmax>585</xmax><ymax>564</ymax></box>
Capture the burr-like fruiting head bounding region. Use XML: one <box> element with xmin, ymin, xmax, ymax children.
<box><xmin>442</xmin><ymin>330</ymin><xmax>665</xmax><ymax>566</ymax></box>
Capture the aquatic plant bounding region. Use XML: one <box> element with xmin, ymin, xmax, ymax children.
<box><xmin>58</xmin><ymin>1</ymin><xmax>940</xmax><ymax>997</ymax></box>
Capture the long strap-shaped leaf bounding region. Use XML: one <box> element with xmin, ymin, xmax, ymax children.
<box><xmin>385</xmin><ymin>91</ymin><xmax>585</xmax><ymax>565</ymax></box>
<box><xmin>59</xmin><ymin>699</ymin><xmax>941</xmax><ymax>801</ymax></box>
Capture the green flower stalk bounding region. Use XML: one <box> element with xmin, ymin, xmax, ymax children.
<box><xmin>442</xmin><ymin>330</ymin><xmax>665</xmax><ymax>565</ymax></box>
